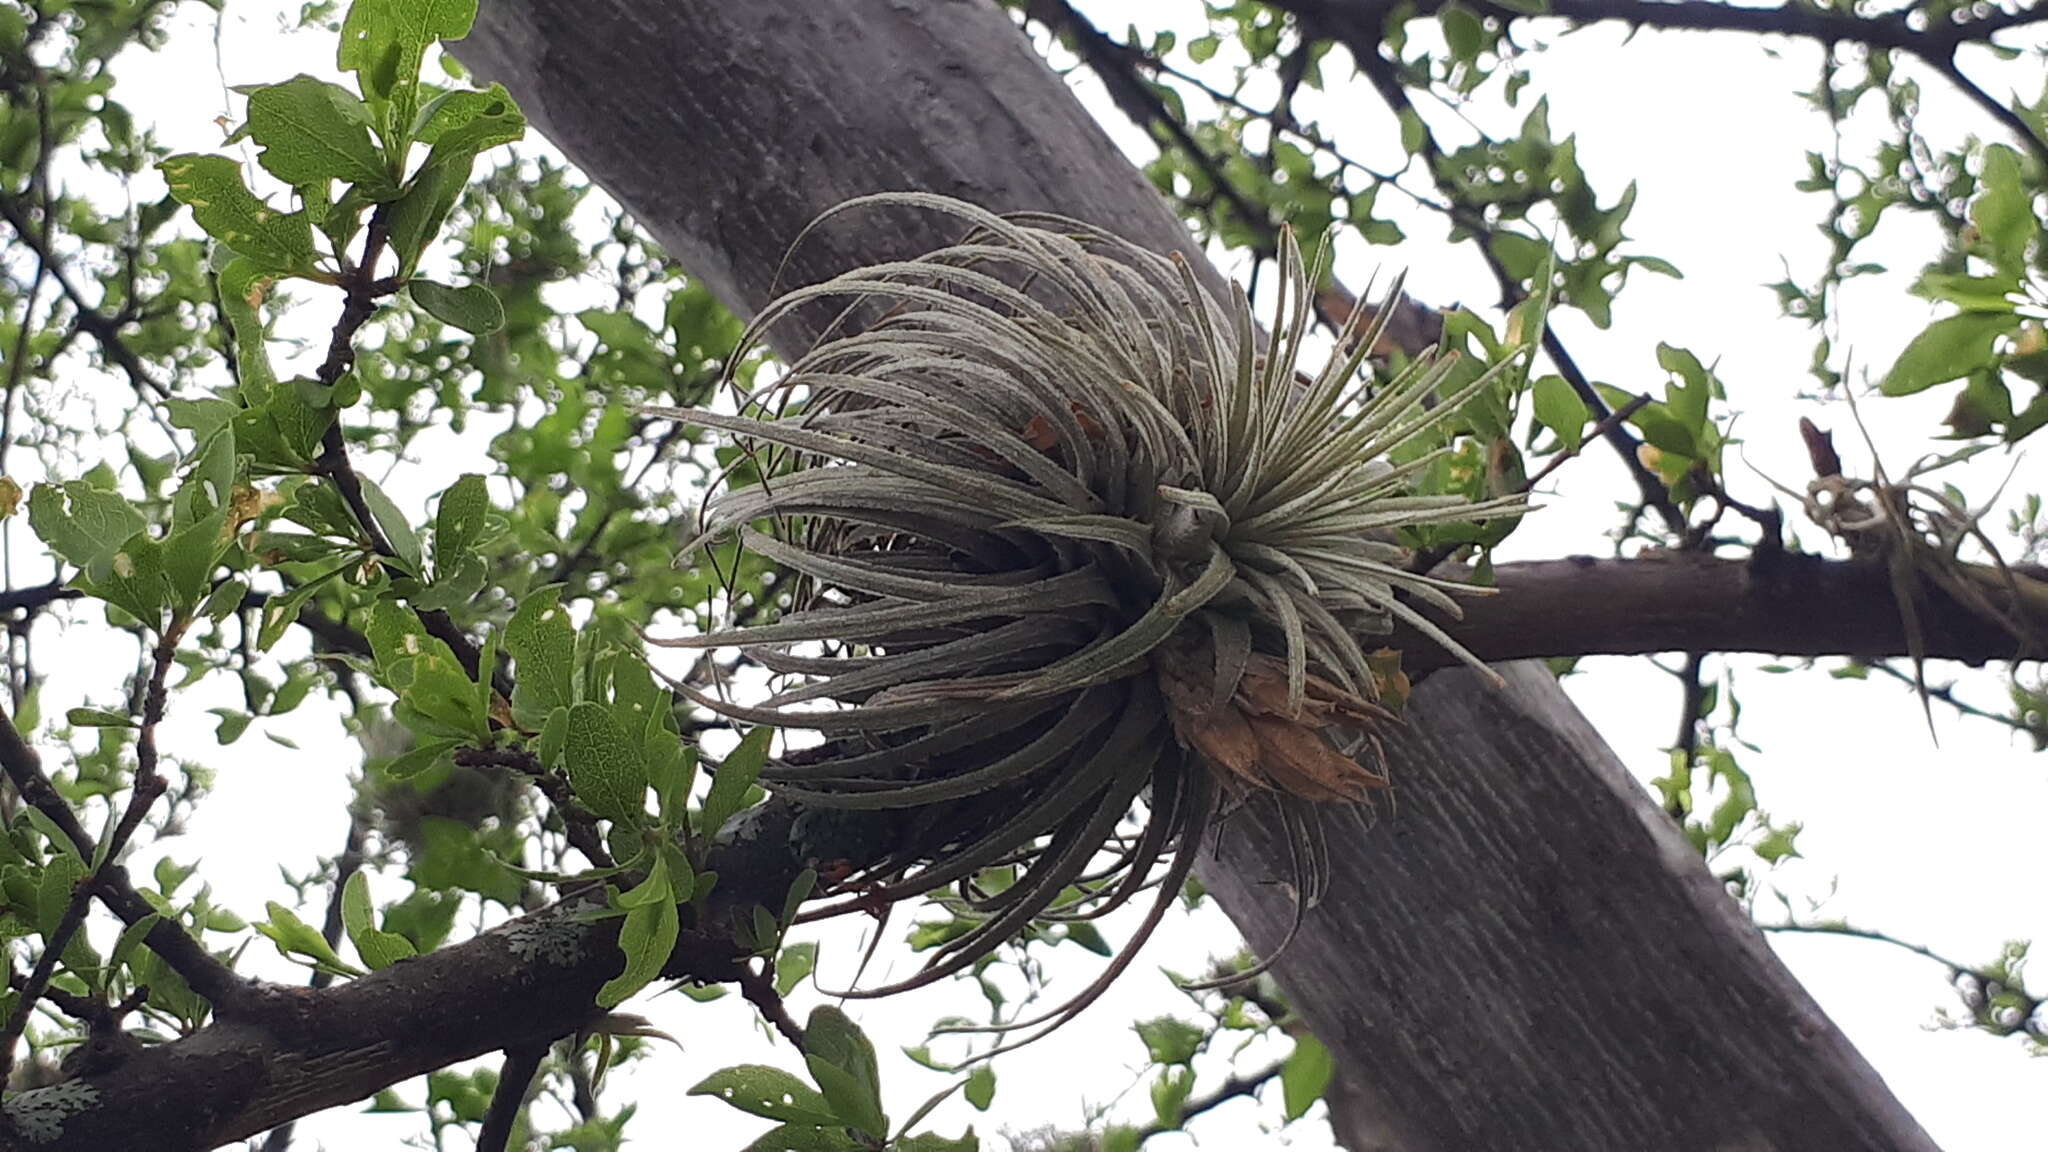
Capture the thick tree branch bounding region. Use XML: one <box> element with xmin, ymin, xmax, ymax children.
<box><xmin>9</xmin><ymin>786</ymin><xmax>814</xmax><ymax>1150</ymax></box>
<box><xmin>1396</xmin><ymin>552</ymin><xmax>2047</xmax><ymax>670</ymax></box>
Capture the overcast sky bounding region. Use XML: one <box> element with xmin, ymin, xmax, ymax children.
<box><xmin>14</xmin><ymin>2</ymin><xmax>2044</xmax><ymax>1149</ymax></box>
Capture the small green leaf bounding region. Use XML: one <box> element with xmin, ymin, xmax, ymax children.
<box><xmin>340</xmin><ymin>0</ymin><xmax>479</xmax><ymax>128</ymax></box>
<box><xmin>537</xmin><ymin>704</ymin><xmax>570</xmax><ymax>771</ymax></box>
<box><xmin>258</xmin><ymin>561</ymin><xmax>351</xmax><ymax>652</ymax></box>
<box><xmin>256</xmin><ymin>900</ymin><xmax>364</xmax><ymax>977</ymax></box>
<box><xmin>1972</xmin><ymin>145</ymin><xmax>2034</xmax><ymax>276</ymax></box>
<box><xmin>383</xmin><ymin>86</ymin><xmax>524</xmax><ymax>275</ymax></box>
<box><xmin>1398</xmin><ymin>108</ymin><xmax>1427</xmax><ymax>155</ymax></box>
<box><xmin>689</xmin><ymin>1065</ymin><xmax>841</xmax><ymax>1127</ymax></box>
<box><xmin>342</xmin><ymin>871</ymin><xmax>418</xmax><ymax>969</ymax></box>
<box><xmin>27</xmin><ymin>481</ymin><xmax>145</xmax><ymax>579</ymax></box>
<box><xmin>803</xmin><ymin>1006</ymin><xmax>887</xmax><ymax>1139</ymax></box>
<box><xmin>776</xmin><ymin>940</ymin><xmax>818</xmax><ymax>997</ymax></box>
<box><xmin>37</xmin><ymin>853</ymin><xmax>84</xmax><ymax>940</ymax></box>
<box><xmin>701</xmin><ymin>726</ymin><xmax>770</xmax><ymax>839</ymax></box>
<box><xmin>410</xmin><ymin>279</ymin><xmax>505</xmax><ymax>335</ymax></box>
<box><xmin>1530</xmin><ymin>374</ymin><xmax>1589</xmax><ymax>453</ymax></box>
<box><xmin>75</xmin><ymin>533</ymin><xmax>168</xmax><ymax>625</ymax></box>
<box><xmin>108</xmin><ymin>914</ymin><xmax>161</xmax><ymax>977</ymax></box>
<box><xmin>157</xmin><ymin>154</ymin><xmax>317</xmax><ymax>273</ymax></box>
<box><xmin>563</xmin><ymin>701</ymin><xmax>648</xmax><ymax>823</ymax></box>
<box><xmin>386</xmin><ymin>737</ymin><xmax>460</xmax><ymax>780</ymax></box>
<box><xmin>738</xmin><ymin>1126</ymin><xmax>863</xmax><ymax>1152</ymax></box>
<box><xmin>199</xmin><ymin>576</ymin><xmax>250</xmax><ymax>623</ymax></box>
<box><xmin>505</xmin><ymin>587</ymin><xmax>575</xmax><ymax>726</ymax></box>
<box><xmin>432</xmin><ymin>474</ymin><xmax>491</xmax><ymax>571</ymax></box>
<box><xmin>894</xmin><ymin>1132</ymin><xmax>979</xmax><ymax>1152</ymax></box>
<box><xmin>1880</xmin><ymin>311</ymin><xmax>2015</xmax><ymax>396</ymax></box>
<box><xmin>964</xmin><ymin>1064</ymin><xmax>996</xmax><ymax>1111</ymax></box>
<box><xmin>356</xmin><ymin>476</ymin><xmax>423</xmax><ymax>576</ymax></box>
<box><xmin>1134</xmin><ymin>1016</ymin><xmax>1203</xmax><ymax>1066</ymax></box>
<box><xmin>1150</xmin><ymin>1066</ymin><xmax>1193</xmax><ymax>1129</ymax></box>
<box><xmin>211</xmin><ymin>708</ymin><xmax>253</xmax><ymax>745</ymax></box>
<box><xmin>66</xmin><ymin>707</ymin><xmax>136</xmax><ymax>728</ymax></box>
<box><xmin>596</xmin><ymin>893</ymin><xmax>678</xmax><ymax>1008</ymax></box>
<box><xmin>246</xmin><ymin>75</ymin><xmax>398</xmax><ymax>198</ymax></box>
<box><xmin>1281</xmin><ymin>1035</ymin><xmax>1334</xmax><ymax>1121</ymax></box>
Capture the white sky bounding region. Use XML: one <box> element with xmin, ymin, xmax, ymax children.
<box><xmin>9</xmin><ymin>2</ymin><xmax>2044</xmax><ymax>1150</ymax></box>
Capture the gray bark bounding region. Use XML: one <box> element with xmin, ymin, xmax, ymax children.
<box><xmin>453</xmin><ymin>3</ymin><xmax>1936</xmax><ymax>1149</ymax></box>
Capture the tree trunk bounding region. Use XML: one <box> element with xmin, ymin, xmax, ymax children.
<box><xmin>454</xmin><ymin>4</ymin><xmax>1937</xmax><ymax>1149</ymax></box>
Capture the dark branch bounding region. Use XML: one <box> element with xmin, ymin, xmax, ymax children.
<box><xmin>477</xmin><ymin>1041</ymin><xmax>549</xmax><ymax>1152</ymax></box>
<box><xmin>1393</xmin><ymin>552</ymin><xmax>2048</xmax><ymax>670</ymax></box>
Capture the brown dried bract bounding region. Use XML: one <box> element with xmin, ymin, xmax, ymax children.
<box><xmin>1161</xmin><ymin>651</ymin><xmax>1392</xmax><ymax>803</ymax></box>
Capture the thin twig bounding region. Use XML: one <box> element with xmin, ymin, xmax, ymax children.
<box><xmin>0</xmin><ymin>630</ymin><xmax>183</xmax><ymax>1084</ymax></box>
<box><xmin>455</xmin><ymin>746</ymin><xmax>616</xmax><ymax>871</ymax></box>
<box><xmin>477</xmin><ymin>1041</ymin><xmax>549</xmax><ymax>1152</ymax></box>
<box><xmin>737</xmin><ymin>963</ymin><xmax>806</xmax><ymax>1050</ymax></box>
<box><xmin>0</xmin><ymin>191</ymin><xmax>168</xmax><ymax>399</ymax></box>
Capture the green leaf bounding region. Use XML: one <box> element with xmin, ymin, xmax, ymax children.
<box><xmin>211</xmin><ymin>708</ymin><xmax>253</xmax><ymax>745</ymax></box>
<box><xmin>36</xmin><ymin>853</ymin><xmax>84</xmax><ymax>940</ymax></box>
<box><xmin>894</xmin><ymin>1132</ymin><xmax>979</xmax><ymax>1152</ymax></box>
<box><xmin>356</xmin><ymin>476</ymin><xmax>423</xmax><ymax>576</ymax></box>
<box><xmin>1530</xmin><ymin>374</ymin><xmax>1589</xmax><ymax>453</ymax></box>
<box><xmin>738</xmin><ymin>1126</ymin><xmax>863</xmax><ymax>1152</ymax></box>
<box><xmin>74</xmin><ymin>533</ymin><xmax>167</xmax><ymax>625</ymax></box>
<box><xmin>258</xmin><ymin>561</ymin><xmax>350</xmax><ymax>652</ymax></box>
<box><xmin>65</xmin><ymin>707</ymin><xmax>135</xmax><ymax>729</ymax></box>
<box><xmin>1134</xmin><ymin>1016</ymin><xmax>1203</xmax><ymax>1066</ymax></box>
<box><xmin>1972</xmin><ymin>145</ymin><xmax>2033</xmax><ymax>276</ymax></box>
<box><xmin>1880</xmin><ymin>311</ymin><xmax>2015</xmax><ymax>396</ymax></box>
<box><xmin>776</xmin><ymin>940</ymin><xmax>818</xmax><ymax>997</ymax></box>
<box><xmin>432</xmin><ymin>473</ymin><xmax>490</xmax><ymax>572</ymax></box>
<box><xmin>689</xmin><ymin>1065</ymin><xmax>841</xmax><ymax>1127</ymax></box>
<box><xmin>246</xmin><ymin>75</ymin><xmax>397</xmax><ymax>198</ymax></box>
<box><xmin>1062</xmin><ymin>921</ymin><xmax>1112</xmax><ymax>956</ymax></box>
<box><xmin>596</xmin><ymin>892</ymin><xmax>678</xmax><ymax>1008</ymax></box>
<box><xmin>217</xmin><ymin>257</ymin><xmax>281</xmax><ymax>396</ymax></box>
<box><xmin>1281</xmin><ymin>1035</ymin><xmax>1334</xmax><ymax>1121</ymax></box>
<box><xmin>157</xmin><ymin>154</ymin><xmax>317</xmax><ymax>273</ymax></box>
<box><xmin>341</xmin><ymin>871</ymin><xmax>418</xmax><ymax>969</ymax></box>
<box><xmin>700</xmin><ymin>726</ymin><xmax>770</xmax><ymax>839</ymax></box>
<box><xmin>1398</xmin><ymin>108</ymin><xmax>1426</xmax><ymax>155</ymax></box>
<box><xmin>1755</xmin><ymin>821</ymin><xmax>1803</xmax><ymax>864</ymax></box>
<box><xmin>803</xmin><ymin>1005</ymin><xmax>888</xmax><ymax>1139</ymax></box>
<box><xmin>162</xmin><ymin>505</ymin><xmax>230</xmax><ymax>612</ymax></box>
<box><xmin>505</xmin><ymin>586</ymin><xmax>575</xmax><ymax>726</ymax></box>
<box><xmin>386</xmin><ymin>737</ymin><xmax>460</xmax><ymax>780</ymax></box>
<box><xmin>108</xmin><ymin>914</ymin><xmax>161</xmax><ymax>978</ymax></box>
<box><xmin>563</xmin><ymin>701</ymin><xmax>648</xmax><ymax>823</ymax></box>
<box><xmin>1150</xmin><ymin>1066</ymin><xmax>1193</xmax><ymax>1129</ymax></box>
<box><xmin>199</xmin><ymin>576</ymin><xmax>249</xmax><ymax>623</ymax></box>
<box><xmin>1655</xmin><ymin>343</ymin><xmax>1712</xmax><ymax>436</ymax></box>
<box><xmin>410</xmin><ymin>279</ymin><xmax>505</xmax><ymax>335</ymax></box>
<box><xmin>340</xmin><ymin>0</ymin><xmax>478</xmax><ymax>137</ymax></box>
<box><xmin>256</xmin><ymin>900</ymin><xmax>364</xmax><ymax>977</ymax></box>
<box><xmin>382</xmin><ymin>86</ymin><xmax>524</xmax><ymax>275</ymax></box>
<box><xmin>27</xmin><ymin>481</ymin><xmax>145</xmax><ymax>579</ymax></box>
<box><xmin>964</xmin><ymin>1064</ymin><xmax>996</xmax><ymax>1111</ymax></box>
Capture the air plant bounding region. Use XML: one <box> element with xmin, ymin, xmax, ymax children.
<box><xmin>648</xmin><ymin>193</ymin><xmax>1526</xmax><ymax>1048</ymax></box>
